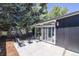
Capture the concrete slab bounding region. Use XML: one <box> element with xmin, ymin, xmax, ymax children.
<box><xmin>14</xmin><ymin>40</ymin><xmax>65</xmax><ymax>56</ymax></box>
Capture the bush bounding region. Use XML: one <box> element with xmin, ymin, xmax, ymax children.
<box><xmin>0</xmin><ymin>31</ymin><xmax>8</xmax><ymax>36</ymax></box>
<box><xmin>0</xmin><ymin>22</ymin><xmax>11</xmax><ymax>31</ymax></box>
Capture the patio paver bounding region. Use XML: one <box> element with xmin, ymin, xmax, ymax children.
<box><xmin>14</xmin><ymin>40</ymin><xmax>65</xmax><ymax>56</ymax></box>
<box><xmin>14</xmin><ymin>40</ymin><xmax>79</xmax><ymax>56</ymax></box>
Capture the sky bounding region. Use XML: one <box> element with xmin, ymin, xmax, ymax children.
<box><xmin>47</xmin><ymin>3</ymin><xmax>79</xmax><ymax>13</ymax></box>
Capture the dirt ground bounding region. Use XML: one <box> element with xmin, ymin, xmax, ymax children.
<box><xmin>6</xmin><ymin>39</ymin><xmax>19</xmax><ymax>56</ymax></box>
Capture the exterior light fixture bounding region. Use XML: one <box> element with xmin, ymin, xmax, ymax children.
<box><xmin>56</xmin><ymin>21</ymin><xmax>59</xmax><ymax>26</ymax></box>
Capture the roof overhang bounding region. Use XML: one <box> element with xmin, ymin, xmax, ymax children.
<box><xmin>33</xmin><ymin>20</ymin><xmax>56</xmax><ymax>27</ymax></box>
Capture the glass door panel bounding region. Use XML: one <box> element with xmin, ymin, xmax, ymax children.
<box><xmin>47</xmin><ymin>27</ymin><xmax>54</xmax><ymax>42</ymax></box>
<box><xmin>42</xmin><ymin>27</ymin><xmax>55</xmax><ymax>44</ymax></box>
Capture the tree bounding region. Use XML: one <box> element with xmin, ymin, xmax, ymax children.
<box><xmin>0</xmin><ymin>3</ymin><xmax>48</xmax><ymax>31</ymax></box>
<box><xmin>20</xmin><ymin>3</ymin><xmax>48</xmax><ymax>33</ymax></box>
<box><xmin>0</xmin><ymin>3</ymin><xmax>33</xmax><ymax>31</ymax></box>
<box><xmin>46</xmin><ymin>6</ymin><xmax>68</xmax><ymax>21</ymax></box>
<box><xmin>0</xmin><ymin>4</ymin><xmax>14</xmax><ymax>31</ymax></box>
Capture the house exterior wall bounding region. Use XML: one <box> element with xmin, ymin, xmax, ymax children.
<box><xmin>56</xmin><ymin>14</ymin><xmax>79</xmax><ymax>53</ymax></box>
<box><xmin>56</xmin><ymin>27</ymin><xmax>79</xmax><ymax>52</ymax></box>
<box><xmin>56</xmin><ymin>14</ymin><xmax>79</xmax><ymax>28</ymax></box>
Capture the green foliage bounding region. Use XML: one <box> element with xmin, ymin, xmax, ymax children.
<box><xmin>0</xmin><ymin>4</ymin><xmax>15</xmax><ymax>31</ymax></box>
<box><xmin>0</xmin><ymin>3</ymin><xmax>47</xmax><ymax>32</ymax></box>
<box><xmin>20</xmin><ymin>3</ymin><xmax>48</xmax><ymax>30</ymax></box>
<box><xmin>0</xmin><ymin>22</ymin><xmax>11</xmax><ymax>31</ymax></box>
<box><xmin>61</xmin><ymin>7</ymin><xmax>68</xmax><ymax>15</ymax></box>
<box><xmin>45</xmin><ymin>6</ymin><xmax>68</xmax><ymax>21</ymax></box>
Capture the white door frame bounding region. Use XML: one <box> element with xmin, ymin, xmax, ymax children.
<box><xmin>35</xmin><ymin>24</ymin><xmax>56</xmax><ymax>44</ymax></box>
<box><xmin>41</xmin><ymin>25</ymin><xmax>56</xmax><ymax>44</ymax></box>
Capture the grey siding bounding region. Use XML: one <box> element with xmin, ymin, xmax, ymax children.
<box><xmin>57</xmin><ymin>14</ymin><xmax>79</xmax><ymax>28</ymax></box>
<box><xmin>56</xmin><ymin>27</ymin><xmax>79</xmax><ymax>53</ymax></box>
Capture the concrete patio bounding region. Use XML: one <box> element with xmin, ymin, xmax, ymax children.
<box><xmin>14</xmin><ymin>40</ymin><xmax>79</xmax><ymax>56</ymax></box>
